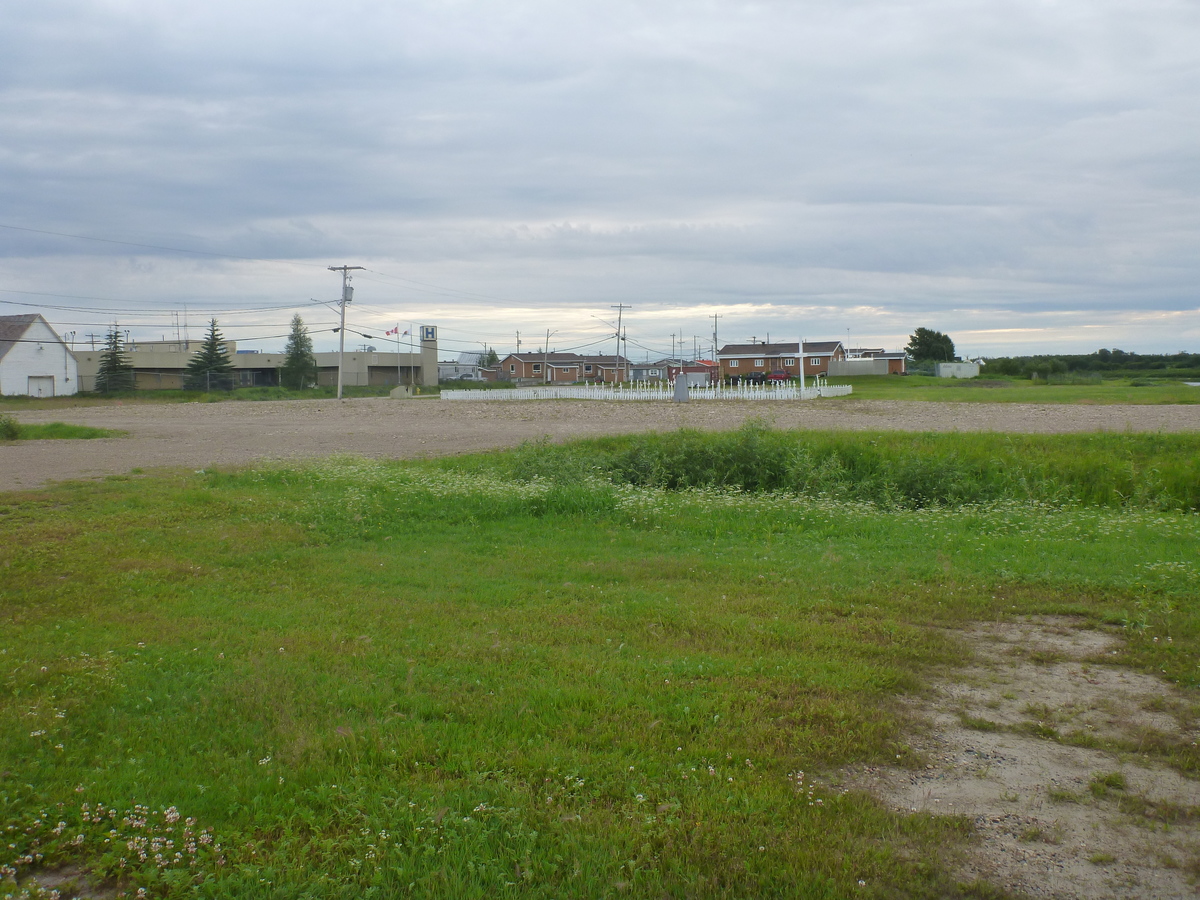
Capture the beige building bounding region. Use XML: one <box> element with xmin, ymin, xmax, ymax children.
<box><xmin>75</xmin><ymin>331</ymin><xmax>438</xmax><ymax>391</ymax></box>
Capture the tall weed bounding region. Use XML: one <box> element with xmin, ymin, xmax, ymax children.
<box><xmin>502</xmin><ymin>425</ymin><xmax>1200</xmax><ymax>511</ymax></box>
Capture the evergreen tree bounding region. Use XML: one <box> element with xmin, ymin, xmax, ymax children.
<box><xmin>96</xmin><ymin>327</ymin><xmax>136</xmax><ymax>393</ymax></box>
<box><xmin>279</xmin><ymin>314</ymin><xmax>318</xmax><ymax>389</ymax></box>
<box><xmin>184</xmin><ymin>319</ymin><xmax>235</xmax><ymax>391</ymax></box>
<box><xmin>905</xmin><ymin>327</ymin><xmax>956</xmax><ymax>362</ymax></box>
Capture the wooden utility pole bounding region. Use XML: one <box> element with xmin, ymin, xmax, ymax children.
<box><xmin>328</xmin><ymin>265</ymin><xmax>364</xmax><ymax>399</ymax></box>
<box><xmin>611</xmin><ymin>304</ymin><xmax>631</xmax><ymax>383</ymax></box>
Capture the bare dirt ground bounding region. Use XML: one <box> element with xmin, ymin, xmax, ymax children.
<box><xmin>840</xmin><ymin>618</ymin><xmax>1200</xmax><ymax>899</ymax></box>
<box><xmin>3</xmin><ymin>396</ymin><xmax>1199</xmax><ymax>492</ymax></box>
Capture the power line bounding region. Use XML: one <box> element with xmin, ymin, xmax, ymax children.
<box><xmin>4</xmin><ymin>320</ymin><xmax>338</xmax><ymax>330</ymax></box>
<box><xmin>0</xmin><ymin>223</ymin><xmax>326</xmax><ymax>270</ymax></box>
<box><xmin>0</xmin><ymin>290</ymin><xmax>324</xmax><ymax>315</ymax></box>
<box><xmin>359</xmin><ymin>268</ymin><xmax>528</xmax><ymax>307</ymax></box>
<box><xmin>0</xmin><ymin>223</ymin><xmax>549</xmax><ymax>310</ymax></box>
<box><xmin>4</xmin><ymin>328</ymin><xmax>342</xmax><ymax>348</ymax></box>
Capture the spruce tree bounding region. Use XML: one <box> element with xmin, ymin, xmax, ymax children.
<box><xmin>96</xmin><ymin>327</ymin><xmax>136</xmax><ymax>393</ymax></box>
<box><xmin>184</xmin><ymin>319</ymin><xmax>235</xmax><ymax>391</ymax></box>
<box><xmin>279</xmin><ymin>314</ymin><xmax>318</xmax><ymax>389</ymax></box>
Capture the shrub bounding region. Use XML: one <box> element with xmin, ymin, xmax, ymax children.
<box><xmin>0</xmin><ymin>414</ymin><xmax>20</xmax><ymax>441</ymax></box>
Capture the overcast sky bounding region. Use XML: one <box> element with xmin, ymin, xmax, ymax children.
<box><xmin>2</xmin><ymin>0</ymin><xmax>1197</xmax><ymax>359</ymax></box>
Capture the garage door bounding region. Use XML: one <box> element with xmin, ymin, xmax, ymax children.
<box><xmin>27</xmin><ymin>376</ymin><xmax>55</xmax><ymax>397</ymax></box>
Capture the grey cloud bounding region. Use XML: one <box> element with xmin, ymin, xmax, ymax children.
<box><xmin>1</xmin><ymin>0</ymin><xmax>1198</xmax><ymax>353</ymax></box>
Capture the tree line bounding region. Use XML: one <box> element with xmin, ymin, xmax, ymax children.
<box><xmin>982</xmin><ymin>349</ymin><xmax>1200</xmax><ymax>378</ymax></box>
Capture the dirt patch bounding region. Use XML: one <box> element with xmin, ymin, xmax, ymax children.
<box><xmin>16</xmin><ymin>863</ymin><xmax>118</xmax><ymax>899</ymax></box>
<box><xmin>3</xmin><ymin>398</ymin><xmax>1200</xmax><ymax>492</ymax></box>
<box><xmin>840</xmin><ymin>618</ymin><xmax>1200</xmax><ymax>899</ymax></box>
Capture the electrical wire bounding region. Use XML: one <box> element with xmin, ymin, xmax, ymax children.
<box><xmin>358</xmin><ymin>268</ymin><xmax>527</xmax><ymax>306</ymax></box>
<box><xmin>0</xmin><ymin>223</ymin><xmax>327</xmax><ymax>271</ymax></box>
<box><xmin>2</xmin><ymin>223</ymin><xmax>552</xmax><ymax>312</ymax></box>
<box><xmin>5</xmin><ymin>329</ymin><xmax>343</xmax><ymax>348</ymax></box>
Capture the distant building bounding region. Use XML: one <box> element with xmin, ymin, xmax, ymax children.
<box><xmin>717</xmin><ymin>341</ymin><xmax>845</xmax><ymax>382</ymax></box>
<box><xmin>629</xmin><ymin>359</ymin><xmax>717</xmax><ymax>385</ymax></box>
<box><xmin>828</xmin><ymin>349</ymin><xmax>908</xmax><ymax>376</ymax></box>
<box><xmin>74</xmin><ymin>331</ymin><xmax>439</xmax><ymax>390</ymax></box>
<box><xmin>438</xmin><ymin>360</ymin><xmax>485</xmax><ymax>381</ymax></box>
<box><xmin>0</xmin><ymin>314</ymin><xmax>79</xmax><ymax>397</ymax></box>
<box><xmin>497</xmin><ymin>352</ymin><xmax>631</xmax><ymax>384</ymax></box>
<box><xmin>936</xmin><ymin>362</ymin><xmax>980</xmax><ymax>379</ymax></box>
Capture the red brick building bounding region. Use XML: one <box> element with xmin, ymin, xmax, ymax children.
<box><xmin>716</xmin><ymin>341</ymin><xmax>845</xmax><ymax>382</ymax></box>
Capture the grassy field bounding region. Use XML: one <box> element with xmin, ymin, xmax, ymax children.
<box><xmin>2</xmin><ymin>428</ymin><xmax>1198</xmax><ymax>898</ymax></box>
<box><xmin>3</xmin><ymin>374</ymin><xmax>1200</xmax><ymax>412</ymax></box>
<box><xmin>836</xmin><ymin>374</ymin><xmax>1200</xmax><ymax>404</ymax></box>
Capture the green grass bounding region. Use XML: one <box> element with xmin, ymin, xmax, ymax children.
<box><xmin>0</xmin><ymin>415</ymin><xmax>122</xmax><ymax>441</ymax></box>
<box><xmin>2</xmin><ymin>428</ymin><xmax>1198</xmax><ymax>898</ymax></box>
<box><xmin>833</xmin><ymin>374</ymin><xmax>1200</xmax><ymax>404</ymax></box>
<box><xmin>5</xmin><ymin>374</ymin><xmax>1199</xmax><ymax>412</ymax></box>
<box><xmin>0</xmin><ymin>384</ymin><xmax>408</xmax><ymax>412</ymax></box>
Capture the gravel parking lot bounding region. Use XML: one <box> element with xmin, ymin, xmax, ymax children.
<box><xmin>3</xmin><ymin>396</ymin><xmax>1198</xmax><ymax>492</ymax></box>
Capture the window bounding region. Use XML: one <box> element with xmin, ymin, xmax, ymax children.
<box><xmin>754</xmin><ymin>358</ymin><xmax>764</xmax><ymax>367</ymax></box>
<box><xmin>509</xmin><ymin>364</ymin><xmax>515</xmax><ymax>373</ymax></box>
<box><xmin>810</xmin><ymin>357</ymin><xmax>821</xmax><ymax>365</ymax></box>
<box><xmin>532</xmin><ymin>363</ymin><xmax>542</xmax><ymax>373</ymax></box>
<box><xmin>584</xmin><ymin>364</ymin><xmax>593</xmax><ymax>373</ymax></box>
<box><xmin>783</xmin><ymin>358</ymin><xmax>795</xmax><ymax>366</ymax></box>
<box><xmin>650</xmin><ymin>369</ymin><xmax>659</xmax><ymax>377</ymax></box>
<box><xmin>728</xmin><ymin>360</ymin><xmax>739</xmax><ymax>368</ymax></box>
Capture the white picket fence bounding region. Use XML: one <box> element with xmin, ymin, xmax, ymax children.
<box><xmin>442</xmin><ymin>381</ymin><xmax>853</xmax><ymax>402</ymax></box>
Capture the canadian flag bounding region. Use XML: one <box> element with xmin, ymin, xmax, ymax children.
<box><xmin>386</xmin><ymin>326</ymin><xmax>405</xmax><ymax>336</ymax></box>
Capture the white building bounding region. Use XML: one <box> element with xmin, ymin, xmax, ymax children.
<box><xmin>936</xmin><ymin>362</ymin><xmax>981</xmax><ymax>379</ymax></box>
<box><xmin>0</xmin><ymin>314</ymin><xmax>80</xmax><ymax>397</ymax></box>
